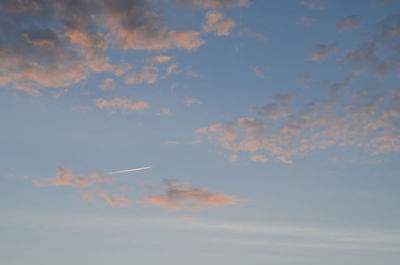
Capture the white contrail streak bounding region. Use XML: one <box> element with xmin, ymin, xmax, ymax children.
<box><xmin>108</xmin><ymin>166</ymin><xmax>152</xmax><ymax>174</ymax></box>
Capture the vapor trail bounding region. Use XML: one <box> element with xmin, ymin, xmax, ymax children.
<box><xmin>108</xmin><ymin>167</ymin><xmax>152</xmax><ymax>174</ymax></box>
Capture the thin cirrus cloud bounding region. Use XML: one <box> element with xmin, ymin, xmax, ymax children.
<box><xmin>143</xmin><ymin>179</ymin><xmax>242</xmax><ymax>211</ymax></box>
<box><xmin>96</xmin><ymin>97</ymin><xmax>149</xmax><ymax>114</ymax></box>
<box><xmin>203</xmin><ymin>11</ymin><xmax>236</xmax><ymax>36</ymax></box>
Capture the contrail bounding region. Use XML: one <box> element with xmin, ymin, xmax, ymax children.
<box><xmin>108</xmin><ymin>166</ymin><xmax>152</xmax><ymax>174</ymax></box>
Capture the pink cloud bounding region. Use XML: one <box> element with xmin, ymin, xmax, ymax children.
<box><xmin>144</xmin><ymin>179</ymin><xmax>241</xmax><ymax>210</ymax></box>
<box><xmin>203</xmin><ymin>11</ymin><xmax>236</xmax><ymax>36</ymax></box>
<box><xmin>96</xmin><ymin>97</ymin><xmax>149</xmax><ymax>114</ymax></box>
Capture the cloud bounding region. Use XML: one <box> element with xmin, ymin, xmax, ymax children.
<box><xmin>300</xmin><ymin>0</ymin><xmax>324</xmax><ymax>10</ymax></box>
<box><xmin>195</xmin><ymin>85</ymin><xmax>400</xmax><ymax>163</ymax></box>
<box><xmin>171</xmin><ymin>0</ymin><xmax>249</xmax><ymax>9</ymax></box>
<box><xmin>251</xmin><ymin>65</ymin><xmax>267</xmax><ymax>79</ymax></box>
<box><xmin>1</xmin><ymin>0</ymin><xmax>250</xmax><ymax>93</ymax></box>
<box><xmin>158</xmin><ymin>107</ymin><xmax>172</xmax><ymax>116</ymax></box>
<box><xmin>311</xmin><ymin>43</ymin><xmax>338</xmax><ymax>62</ymax></box>
<box><xmin>249</xmin><ymin>154</ymin><xmax>268</xmax><ymax>163</ymax></box>
<box><xmin>337</xmin><ymin>15</ymin><xmax>361</xmax><ymax>31</ymax></box>
<box><xmin>146</xmin><ymin>55</ymin><xmax>173</xmax><ymax>63</ymax></box>
<box><xmin>298</xmin><ymin>16</ymin><xmax>319</xmax><ymax>26</ymax></box>
<box><xmin>32</xmin><ymin>167</ymin><xmax>114</xmax><ymax>188</ymax></box>
<box><xmin>166</xmin><ymin>63</ymin><xmax>178</xmax><ymax>75</ymax></box>
<box><xmin>96</xmin><ymin>97</ymin><xmax>149</xmax><ymax>114</ymax></box>
<box><xmin>80</xmin><ymin>188</ymin><xmax>132</xmax><ymax>207</ymax></box>
<box><xmin>99</xmin><ymin>78</ymin><xmax>116</xmax><ymax>91</ymax></box>
<box><xmin>124</xmin><ymin>66</ymin><xmax>158</xmax><ymax>85</ymax></box>
<box><xmin>144</xmin><ymin>179</ymin><xmax>241</xmax><ymax>210</ymax></box>
<box><xmin>203</xmin><ymin>11</ymin><xmax>236</xmax><ymax>36</ymax></box>
<box><xmin>185</xmin><ymin>97</ymin><xmax>203</xmax><ymax>105</ymax></box>
<box><xmin>240</xmin><ymin>28</ymin><xmax>268</xmax><ymax>42</ymax></box>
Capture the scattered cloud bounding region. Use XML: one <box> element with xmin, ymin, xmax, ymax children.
<box><xmin>96</xmin><ymin>97</ymin><xmax>149</xmax><ymax>114</ymax></box>
<box><xmin>99</xmin><ymin>78</ymin><xmax>116</xmax><ymax>91</ymax></box>
<box><xmin>240</xmin><ymin>28</ymin><xmax>268</xmax><ymax>42</ymax></box>
<box><xmin>172</xmin><ymin>0</ymin><xmax>249</xmax><ymax>9</ymax></box>
<box><xmin>166</xmin><ymin>63</ymin><xmax>178</xmax><ymax>75</ymax></box>
<box><xmin>311</xmin><ymin>43</ymin><xmax>338</xmax><ymax>62</ymax></box>
<box><xmin>300</xmin><ymin>0</ymin><xmax>324</xmax><ymax>10</ymax></box>
<box><xmin>143</xmin><ymin>179</ymin><xmax>241</xmax><ymax>210</ymax></box>
<box><xmin>196</xmin><ymin>86</ymin><xmax>400</xmax><ymax>163</ymax></box>
<box><xmin>124</xmin><ymin>66</ymin><xmax>158</xmax><ymax>85</ymax></box>
<box><xmin>158</xmin><ymin>107</ymin><xmax>172</xmax><ymax>116</ymax></box>
<box><xmin>203</xmin><ymin>11</ymin><xmax>236</xmax><ymax>36</ymax></box>
<box><xmin>0</xmin><ymin>0</ymin><xmax>249</xmax><ymax>94</ymax></box>
<box><xmin>32</xmin><ymin>167</ymin><xmax>113</xmax><ymax>188</ymax></box>
<box><xmin>251</xmin><ymin>65</ymin><xmax>267</xmax><ymax>79</ymax></box>
<box><xmin>185</xmin><ymin>97</ymin><xmax>203</xmax><ymax>105</ymax></box>
<box><xmin>249</xmin><ymin>154</ymin><xmax>268</xmax><ymax>163</ymax></box>
<box><xmin>81</xmin><ymin>188</ymin><xmax>132</xmax><ymax>207</ymax></box>
<box><xmin>298</xmin><ymin>16</ymin><xmax>319</xmax><ymax>26</ymax></box>
<box><xmin>337</xmin><ymin>15</ymin><xmax>361</xmax><ymax>31</ymax></box>
<box><xmin>146</xmin><ymin>55</ymin><xmax>173</xmax><ymax>63</ymax></box>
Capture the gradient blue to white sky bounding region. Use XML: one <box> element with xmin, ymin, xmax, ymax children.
<box><xmin>1</xmin><ymin>0</ymin><xmax>400</xmax><ymax>264</ymax></box>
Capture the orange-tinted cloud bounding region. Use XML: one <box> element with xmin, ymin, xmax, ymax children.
<box><xmin>203</xmin><ymin>11</ymin><xmax>235</xmax><ymax>36</ymax></box>
<box><xmin>144</xmin><ymin>179</ymin><xmax>241</xmax><ymax>210</ymax></box>
<box><xmin>337</xmin><ymin>15</ymin><xmax>361</xmax><ymax>31</ymax></box>
<box><xmin>32</xmin><ymin>167</ymin><xmax>114</xmax><ymax>188</ymax></box>
<box><xmin>96</xmin><ymin>97</ymin><xmax>149</xmax><ymax>114</ymax></box>
<box><xmin>185</xmin><ymin>97</ymin><xmax>203</xmax><ymax>105</ymax></box>
<box><xmin>81</xmin><ymin>188</ymin><xmax>132</xmax><ymax>207</ymax></box>
<box><xmin>311</xmin><ymin>43</ymin><xmax>338</xmax><ymax>62</ymax></box>
<box><xmin>146</xmin><ymin>56</ymin><xmax>173</xmax><ymax>63</ymax></box>
<box><xmin>124</xmin><ymin>66</ymin><xmax>158</xmax><ymax>85</ymax></box>
<box><xmin>172</xmin><ymin>0</ymin><xmax>249</xmax><ymax>9</ymax></box>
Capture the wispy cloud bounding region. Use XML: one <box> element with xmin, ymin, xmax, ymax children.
<box><xmin>300</xmin><ymin>0</ymin><xmax>324</xmax><ymax>10</ymax></box>
<box><xmin>96</xmin><ymin>97</ymin><xmax>149</xmax><ymax>114</ymax></box>
<box><xmin>172</xmin><ymin>0</ymin><xmax>249</xmax><ymax>9</ymax></box>
<box><xmin>145</xmin><ymin>56</ymin><xmax>173</xmax><ymax>63</ymax></box>
<box><xmin>240</xmin><ymin>28</ymin><xmax>268</xmax><ymax>42</ymax></box>
<box><xmin>311</xmin><ymin>43</ymin><xmax>338</xmax><ymax>62</ymax></box>
<box><xmin>337</xmin><ymin>15</ymin><xmax>361</xmax><ymax>31</ymax></box>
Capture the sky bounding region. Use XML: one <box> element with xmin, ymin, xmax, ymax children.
<box><xmin>1</xmin><ymin>0</ymin><xmax>400</xmax><ymax>264</ymax></box>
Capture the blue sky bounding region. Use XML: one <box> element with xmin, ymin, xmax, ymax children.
<box><xmin>1</xmin><ymin>0</ymin><xmax>400</xmax><ymax>264</ymax></box>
